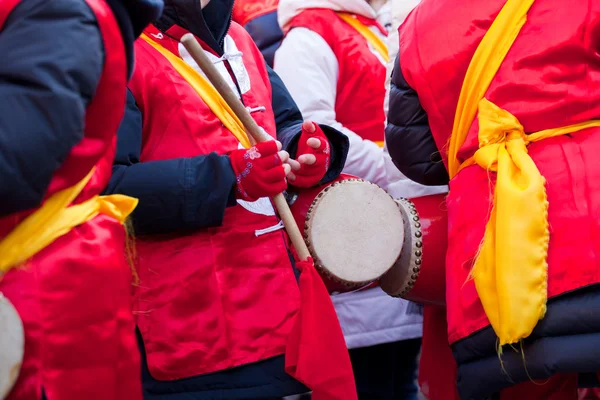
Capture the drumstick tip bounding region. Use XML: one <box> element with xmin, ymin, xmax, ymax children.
<box><xmin>180</xmin><ymin>33</ymin><xmax>195</xmax><ymax>45</ymax></box>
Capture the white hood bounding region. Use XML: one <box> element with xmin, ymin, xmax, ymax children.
<box><xmin>278</xmin><ymin>0</ymin><xmax>377</xmax><ymax>31</ymax></box>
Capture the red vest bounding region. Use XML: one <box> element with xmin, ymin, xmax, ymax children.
<box><xmin>0</xmin><ymin>1</ymin><xmax>140</xmax><ymax>399</ymax></box>
<box><xmin>129</xmin><ymin>23</ymin><xmax>301</xmax><ymax>380</ymax></box>
<box><xmin>287</xmin><ymin>9</ymin><xmax>387</xmax><ymax>143</ymax></box>
<box><xmin>233</xmin><ymin>0</ymin><xmax>279</xmax><ymax>26</ymax></box>
<box><xmin>400</xmin><ymin>0</ymin><xmax>600</xmax><ymax>344</ymax></box>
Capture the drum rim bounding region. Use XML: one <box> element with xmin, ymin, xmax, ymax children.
<box><xmin>380</xmin><ymin>198</ymin><xmax>424</xmax><ymax>297</ymax></box>
<box><xmin>0</xmin><ymin>292</ymin><xmax>24</xmax><ymax>399</ymax></box>
<box><xmin>304</xmin><ymin>177</ymin><xmax>404</xmax><ymax>289</ymax></box>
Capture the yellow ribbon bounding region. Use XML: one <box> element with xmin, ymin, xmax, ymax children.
<box><xmin>140</xmin><ymin>34</ymin><xmax>252</xmax><ymax>149</ymax></box>
<box><xmin>450</xmin><ymin>0</ymin><xmax>600</xmax><ymax>345</ymax></box>
<box><xmin>0</xmin><ymin>169</ymin><xmax>138</xmax><ymax>275</ymax></box>
<box><xmin>337</xmin><ymin>13</ymin><xmax>390</xmax><ymax>63</ymax></box>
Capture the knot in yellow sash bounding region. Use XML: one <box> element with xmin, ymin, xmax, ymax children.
<box><xmin>0</xmin><ymin>169</ymin><xmax>138</xmax><ymax>276</ymax></box>
<box><xmin>466</xmin><ymin>99</ymin><xmax>549</xmax><ymax>346</ymax></box>
<box><xmin>460</xmin><ymin>99</ymin><xmax>600</xmax><ymax>345</ymax></box>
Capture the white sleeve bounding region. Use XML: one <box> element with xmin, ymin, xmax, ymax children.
<box><xmin>274</xmin><ymin>28</ymin><xmax>389</xmax><ymax>189</ymax></box>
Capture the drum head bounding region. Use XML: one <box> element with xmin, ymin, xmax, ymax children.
<box><xmin>0</xmin><ymin>294</ymin><xmax>24</xmax><ymax>399</ymax></box>
<box><xmin>306</xmin><ymin>179</ymin><xmax>404</xmax><ymax>286</ymax></box>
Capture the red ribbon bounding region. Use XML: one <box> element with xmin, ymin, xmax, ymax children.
<box><xmin>285</xmin><ymin>257</ymin><xmax>357</xmax><ymax>400</ymax></box>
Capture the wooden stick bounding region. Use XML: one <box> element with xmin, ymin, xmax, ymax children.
<box><xmin>181</xmin><ymin>33</ymin><xmax>311</xmax><ymax>261</ymax></box>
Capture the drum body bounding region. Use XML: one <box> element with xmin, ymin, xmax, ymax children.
<box><xmin>380</xmin><ymin>194</ymin><xmax>448</xmax><ymax>306</ymax></box>
<box><xmin>289</xmin><ymin>175</ymin><xmax>405</xmax><ymax>292</ymax></box>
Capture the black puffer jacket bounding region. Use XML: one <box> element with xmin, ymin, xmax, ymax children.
<box><xmin>385</xmin><ymin>53</ymin><xmax>449</xmax><ymax>187</ymax></box>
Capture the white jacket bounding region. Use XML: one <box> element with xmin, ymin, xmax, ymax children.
<box><xmin>275</xmin><ymin>0</ymin><xmax>446</xmax><ymax>349</ymax></box>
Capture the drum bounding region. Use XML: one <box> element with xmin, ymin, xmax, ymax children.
<box><xmin>288</xmin><ymin>175</ymin><xmax>405</xmax><ymax>292</ymax></box>
<box><xmin>0</xmin><ymin>293</ymin><xmax>24</xmax><ymax>398</ymax></box>
<box><xmin>380</xmin><ymin>194</ymin><xmax>448</xmax><ymax>306</ymax></box>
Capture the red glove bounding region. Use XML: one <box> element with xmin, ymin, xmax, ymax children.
<box><xmin>291</xmin><ymin>123</ymin><xmax>331</xmax><ymax>188</ymax></box>
<box><xmin>229</xmin><ymin>141</ymin><xmax>287</xmax><ymax>201</ymax></box>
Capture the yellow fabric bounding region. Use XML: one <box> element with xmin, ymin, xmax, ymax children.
<box><xmin>450</xmin><ymin>0</ymin><xmax>600</xmax><ymax>345</ymax></box>
<box><xmin>374</xmin><ymin>140</ymin><xmax>384</xmax><ymax>148</ymax></box>
<box><xmin>140</xmin><ymin>34</ymin><xmax>252</xmax><ymax>149</ymax></box>
<box><xmin>0</xmin><ymin>169</ymin><xmax>138</xmax><ymax>275</ymax></box>
<box><xmin>468</xmin><ymin>100</ymin><xmax>600</xmax><ymax>345</ymax></box>
<box><xmin>447</xmin><ymin>0</ymin><xmax>536</xmax><ymax>178</ymax></box>
<box><xmin>337</xmin><ymin>13</ymin><xmax>390</xmax><ymax>63</ymax></box>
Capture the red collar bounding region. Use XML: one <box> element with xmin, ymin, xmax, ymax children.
<box><xmin>142</xmin><ymin>25</ymin><xmax>220</xmax><ymax>57</ymax></box>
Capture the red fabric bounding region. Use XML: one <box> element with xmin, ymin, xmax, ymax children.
<box><xmin>0</xmin><ymin>0</ymin><xmax>139</xmax><ymax>399</ymax></box>
<box><xmin>233</xmin><ymin>0</ymin><xmax>279</xmax><ymax>26</ymax></box>
<box><xmin>287</xmin><ymin>9</ymin><xmax>387</xmax><ymax>143</ymax></box>
<box><xmin>0</xmin><ymin>0</ymin><xmax>20</xmax><ymax>27</ymax></box>
<box><xmin>291</xmin><ymin>123</ymin><xmax>331</xmax><ymax>188</ymax></box>
<box><xmin>230</xmin><ymin>141</ymin><xmax>287</xmax><ymax>201</ymax></box>
<box><xmin>285</xmin><ymin>258</ymin><xmax>357</xmax><ymax>400</ymax></box>
<box><xmin>129</xmin><ymin>23</ymin><xmax>302</xmax><ymax>380</ymax></box>
<box><xmin>4</xmin><ymin>217</ymin><xmax>141</xmax><ymax>400</ymax></box>
<box><xmin>500</xmin><ymin>374</ymin><xmax>578</xmax><ymax>400</ymax></box>
<box><xmin>400</xmin><ymin>0</ymin><xmax>600</xmax><ymax>344</ymax></box>
<box><xmin>418</xmin><ymin>306</ymin><xmax>460</xmax><ymax>400</ymax></box>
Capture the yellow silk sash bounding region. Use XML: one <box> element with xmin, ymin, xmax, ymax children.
<box><xmin>140</xmin><ymin>34</ymin><xmax>252</xmax><ymax>149</ymax></box>
<box><xmin>0</xmin><ymin>169</ymin><xmax>138</xmax><ymax>275</ymax></box>
<box><xmin>449</xmin><ymin>0</ymin><xmax>600</xmax><ymax>345</ymax></box>
<box><xmin>337</xmin><ymin>13</ymin><xmax>390</xmax><ymax>63</ymax></box>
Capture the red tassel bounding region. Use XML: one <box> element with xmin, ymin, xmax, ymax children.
<box><xmin>285</xmin><ymin>258</ymin><xmax>357</xmax><ymax>400</ymax></box>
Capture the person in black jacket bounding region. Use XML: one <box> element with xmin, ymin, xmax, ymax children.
<box><xmin>0</xmin><ymin>0</ymin><xmax>162</xmax><ymax>399</ymax></box>
<box><xmin>104</xmin><ymin>1</ymin><xmax>354</xmax><ymax>399</ymax></box>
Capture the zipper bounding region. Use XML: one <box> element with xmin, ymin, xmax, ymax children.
<box><xmin>221</xmin><ymin>0</ymin><xmax>235</xmax><ymax>49</ymax></box>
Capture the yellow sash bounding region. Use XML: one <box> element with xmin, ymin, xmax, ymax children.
<box><xmin>336</xmin><ymin>14</ymin><xmax>387</xmax><ymax>148</ymax></box>
<box><xmin>337</xmin><ymin>13</ymin><xmax>390</xmax><ymax>63</ymax></box>
<box><xmin>140</xmin><ymin>34</ymin><xmax>252</xmax><ymax>149</ymax></box>
<box><xmin>449</xmin><ymin>0</ymin><xmax>600</xmax><ymax>345</ymax></box>
<box><xmin>0</xmin><ymin>169</ymin><xmax>138</xmax><ymax>275</ymax></box>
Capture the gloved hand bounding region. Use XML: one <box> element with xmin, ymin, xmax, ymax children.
<box><xmin>288</xmin><ymin>121</ymin><xmax>330</xmax><ymax>188</ymax></box>
<box><xmin>229</xmin><ymin>140</ymin><xmax>290</xmax><ymax>201</ymax></box>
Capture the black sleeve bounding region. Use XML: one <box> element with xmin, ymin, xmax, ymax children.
<box><xmin>0</xmin><ymin>0</ymin><xmax>104</xmax><ymax>217</ymax></box>
<box><xmin>104</xmin><ymin>90</ymin><xmax>238</xmax><ymax>236</ymax></box>
<box><xmin>385</xmin><ymin>53</ymin><xmax>449</xmax><ymax>186</ymax></box>
<box><xmin>267</xmin><ymin>66</ymin><xmax>349</xmax><ymax>184</ymax></box>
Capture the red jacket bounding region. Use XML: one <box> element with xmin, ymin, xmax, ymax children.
<box><xmin>399</xmin><ymin>0</ymin><xmax>600</xmax><ymax>345</ymax></box>
<box><xmin>388</xmin><ymin>0</ymin><xmax>600</xmax><ymax>398</ymax></box>
<box><xmin>0</xmin><ymin>0</ymin><xmax>144</xmax><ymax>399</ymax></box>
<box><xmin>128</xmin><ymin>23</ymin><xmax>301</xmax><ymax>380</ymax></box>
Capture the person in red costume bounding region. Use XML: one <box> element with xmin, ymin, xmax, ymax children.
<box><xmin>386</xmin><ymin>0</ymin><xmax>600</xmax><ymax>399</ymax></box>
<box><xmin>104</xmin><ymin>0</ymin><xmax>356</xmax><ymax>399</ymax></box>
<box><xmin>0</xmin><ymin>0</ymin><xmax>162</xmax><ymax>399</ymax></box>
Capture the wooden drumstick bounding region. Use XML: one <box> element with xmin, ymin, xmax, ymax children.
<box><xmin>180</xmin><ymin>33</ymin><xmax>311</xmax><ymax>261</ymax></box>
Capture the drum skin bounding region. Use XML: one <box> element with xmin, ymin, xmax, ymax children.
<box><xmin>380</xmin><ymin>193</ymin><xmax>448</xmax><ymax>306</ymax></box>
<box><xmin>288</xmin><ymin>174</ymin><xmax>405</xmax><ymax>293</ymax></box>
